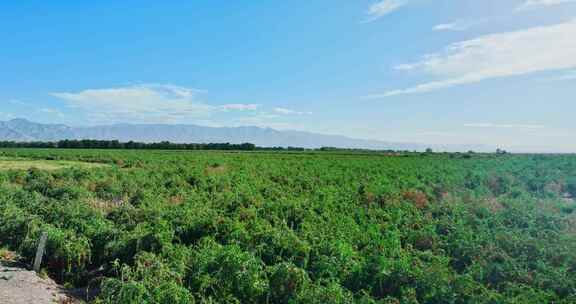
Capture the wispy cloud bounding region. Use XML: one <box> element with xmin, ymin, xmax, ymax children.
<box><xmin>219</xmin><ymin>104</ymin><xmax>260</xmax><ymax>111</ymax></box>
<box><xmin>8</xmin><ymin>99</ymin><xmax>28</xmax><ymax>106</ymax></box>
<box><xmin>433</xmin><ymin>20</ymin><xmax>474</xmax><ymax>32</ymax></box>
<box><xmin>273</xmin><ymin>107</ymin><xmax>312</xmax><ymax>115</ymax></box>
<box><xmin>366</xmin><ymin>20</ymin><xmax>576</xmax><ymax>98</ymax></box>
<box><xmin>51</xmin><ymin>84</ymin><xmax>257</xmax><ymax>124</ymax></box>
<box><xmin>363</xmin><ymin>0</ymin><xmax>407</xmax><ymax>23</ymax></box>
<box><xmin>433</xmin><ymin>16</ymin><xmax>508</xmax><ymax>33</ymax></box>
<box><xmin>517</xmin><ymin>0</ymin><xmax>576</xmax><ymax>10</ymax></box>
<box><xmin>464</xmin><ymin>123</ymin><xmax>545</xmax><ymax>129</ymax></box>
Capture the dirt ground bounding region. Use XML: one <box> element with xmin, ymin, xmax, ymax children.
<box><xmin>0</xmin><ymin>261</ymin><xmax>76</xmax><ymax>304</ymax></box>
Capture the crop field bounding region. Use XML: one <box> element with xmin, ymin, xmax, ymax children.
<box><xmin>0</xmin><ymin>148</ymin><xmax>575</xmax><ymax>303</ymax></box>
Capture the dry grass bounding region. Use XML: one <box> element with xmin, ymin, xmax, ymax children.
<box><xmin>0</xmin><ymin>159</ymin><xmax>108</xmax><ymax>171</ymax></box>
<box><xmin>169</xmin><ymin>195</ymin><xmax>185</xmax><ymax>205</ymax></box>
<box><xmin>87</xmin><ymin>197</ymin><xmax>126</xmax><ymax>214</ymax></box>
<box><xmin>480</xmin><ymin>197</ymin><xmax>505</xmax><ymax>213</ymax></box>
<box><xmin>204</xmin><ymin>164</ymin><xmax>228</xmax><ymax>175</ymax></box>
<box><xmin>403</xmin><ymin>190</ymin><xmax>429</xmax><ymax>209</ymax></box>
<box><xmin>0</xmin><ymin>248</ymin><xmax>17</xmax><ymax>262</ymax></box>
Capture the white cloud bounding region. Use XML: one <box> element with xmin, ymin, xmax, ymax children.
<box><xmin>220</xmin><ymin>104</ymin><xmax>260</xmax><ymax>111</ymax></box>
<box><xmin>517</xmin><ymin>0</ymin><xmax>576</xmax><ymax>10</ymax></box>
<box><xmin>464</xmin><ymin>123</ymin><xmax>545</xmax><ymax>129</ymax></box>
<box><xmin>367</xmin><ymin>20</ymin><xmax>576</xmax><ymax>98</ymax></box>
<box><xmin>433</xmin><ymin>21</ymin><xmax>472</xmax><ymax>32</ymax></box>
<box><xmin>142</xmin><ymin>83</ymin><xmax>204</xmax><ymax>98</ymax></box>
<box><xmin>8</xmin><ymin>99</ymin><xmax>27</xmax><ymax>106</ymax></box>
<box><xmin>273</xmin><ymin>107</ymin><xmax>312</xmax><ymax>115</ymax></box>
<box><xmin>51</xmin><ymin>84</ymin><xmax>258</xmax><ymax>124</ymax></box>
<box><xmin>364</xmin><ymin>0</ymin><xmax>407</xmax><ymax>22</ymax></box>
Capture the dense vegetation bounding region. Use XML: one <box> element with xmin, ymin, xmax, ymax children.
<box><xmin>0</xmin><ymin>148</ymin><xmax>575</xmax><ymax>303</ymax></box>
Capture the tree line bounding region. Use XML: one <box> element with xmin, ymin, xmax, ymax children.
<box><xmin>0</xmin><ymin>140</ymin><xmax>313</xmax><ymax>151</ymax></box>
<box><xmin>0</xmin><ymin>140</ymin><xmax>272</xmax><ymax>151</ymax></box>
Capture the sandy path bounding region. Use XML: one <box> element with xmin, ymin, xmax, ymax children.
<box><xmin>0</xmin><ymin>262</ymin><xmax>73</xmax><ymax>304</ymax></box>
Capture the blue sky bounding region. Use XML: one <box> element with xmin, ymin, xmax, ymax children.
<box><xmin>1</xmin><ymin>0</ymin><xmax>575</xmax><ymax>152</ymax></box>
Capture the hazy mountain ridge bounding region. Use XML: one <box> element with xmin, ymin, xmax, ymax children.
<box><xmin>0</xmin><ymin>119</ymin><xmax>484</xmax><ymax>151</ymax></box>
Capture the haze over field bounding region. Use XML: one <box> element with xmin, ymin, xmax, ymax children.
<box><xmin>1</xmin><ymin>1</ymin><xmax>575</xmax><ymax>152</ymax></box>
<box><xmin>0</xmin><ymin>118</ymin><xmax>491</xmax><ymax>151</ymax></box>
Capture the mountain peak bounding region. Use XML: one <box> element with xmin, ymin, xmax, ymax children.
<box><xmin>9</xmin><ymin>118</ymin><xmax>31</xmax><ymax>123</ymax></box>
<box><xmin>0</xmin><ymin>118</ymin><xmax>443</xmax><ymax>150</ymax></box>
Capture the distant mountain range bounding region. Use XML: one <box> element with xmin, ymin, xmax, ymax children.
<box><xmin>0</xmin><ymin>118</ymin><xmax>487</xmax><ymax>151</ymax></box>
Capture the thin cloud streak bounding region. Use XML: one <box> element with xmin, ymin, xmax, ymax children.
<box><xmin>220</xmin><ymin>104</ymin><xmax>260</xmax><ymax>111</ymax></box>
<box><xmin>363</xmin><ymin>0</ymin><xmax>407</xmax><ymax>23</ymax></box>
<box><xmin>273</xmin><ymin>108</ymin><xmax>312</xmax><ymax>115</ymax></box>
<box><xmin>433</xmin><ymin>21</ymin><xmax>472</xmax><ymax>32</ymax></box>
<box><xmin>367</xmin><ymin>20</ymin><xmax>576</xmax><ymax>98</ymax></box>
<box><xmin>464</xmin><ymin>123</ymin><xmax>545</xmax><ymax>129</ymax></box>
<box><xmin>517</xmin><ymin>0</ymin><xmax>576</xmax><ymax>10</ymax></box>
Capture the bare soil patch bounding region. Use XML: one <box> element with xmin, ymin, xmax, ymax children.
<box><xmin>0</xmin><ymin>261</ymin><xmax>77</xmax><ymax>304</ymax></box>
<box><xmin>0</xmin><ymin>158</ymin><xmax>108</xmax><ymax>171</ymax></box>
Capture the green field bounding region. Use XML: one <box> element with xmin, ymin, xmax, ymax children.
<box><xmin>0</xmin><ymin>149</ymin><xmax>575</xmax><ymax>303</ymax></box>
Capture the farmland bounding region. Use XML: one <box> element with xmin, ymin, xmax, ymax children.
<box><xmin>0</xmin><ymin>148</ymin><xmax>575</xmax><ymax>303</ymax></box>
